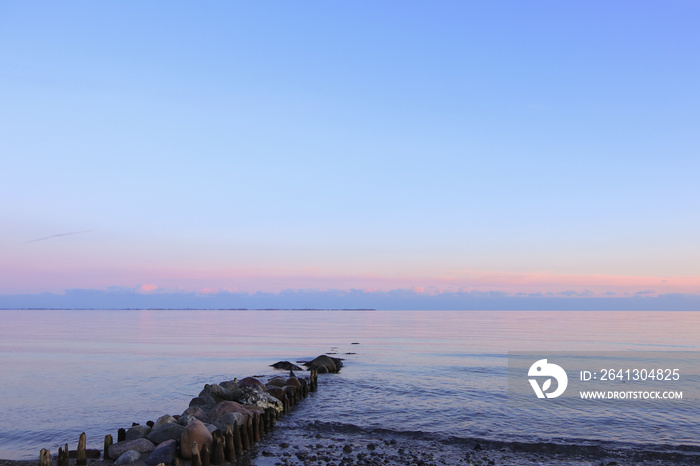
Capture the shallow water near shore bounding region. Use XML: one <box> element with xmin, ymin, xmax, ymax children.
<box><xmin>1</xmin><ymin>309</ymin><xmax>700</xmax><ymax>462</ymax></box>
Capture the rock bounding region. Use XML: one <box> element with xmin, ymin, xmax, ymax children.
<box><xmin>154</xmin><ymin>414</ymin><xmax>178</xmax><ymax>427</ymax></box>
<box><xmin>267</xmin><ymin>386</ymin><xmax>285</xmax><ymax>402</ymax></box>
<box><xmin>212</xmin><ymin>411</ymin><xmax>247</xmax><ymax>431</ymax></box>
<box><xmin>182</xmin><ymin>406</ymin><xmax>208</xmax><ymax>422</ymax></box>
<box><xmin>208</xmin><ymin>401</ymin><xmax>253</xmax><ymax>423</ymax></box>
<box><xmin>147</xmin><ymin>422</ymin><xmax>185</xmax><ymax>445</ymax></box>
<box><xmin>304</xmin><ymin>355</ymin><xmax>343</xmax><ymax>373</ymax></box>
<box><xmin>267</xmin><ymin>377</ymin><xmax>287</xmax><ymax>388</ymax></box>
<box><xmin>190</xmin><ymin>394</ymin><xmax>216</xmax><ymax>411</ymax></box>
<box><xmin>202</xmin><ymin>383</ymin><xmax>234</xmax><ymax>402</ymax></box>
<box><xmin>145</xmin><ymin>439</ymin><xmax>176</xmax><ymax>466</ymax></box>
<box><xmin>114</xmin><ymin>450</ymin><xmax>141</xmax><ymax>465</ymax></box>
<box><xmin>238</xmin><ymin>376</ymin><xmax>267</xmax><ymax>392</ymax></box>
<box><xmin>195</xmin><ymin>390</ymin><xmax>218</xmax><ymax>406</ymax></box>
<box><xmin>238</xmin><ymin>386</ymin><xmax>284</xmax><ymax>412</ymax></box>
<box><xmin>343</xmin><ymin>445</ymin><xmax>353</xmax><ymax>453</ymax></box>
<box><xmin>285</xmin><ymin>377</ymin><xmax>301</xmax><ymax>388</ymax></box>
<box><xmin>218</xmin><ymin>380</ymin><xmax>241</xmax><ymax>400</ymax></box>
<box><xmin>125</xmin><ymin>424</ymin><xmax>151</xmax><ymax>441</ymax></box>
<box><xmin>271</xmin><ymin>361</ymin><xmax>303</xmax><ymax>371</ymax></box>
<box><xmin>180</xmin><ymin>418</ymin><xmax>213</xmax><ymax>460</ymax></box>
<box><xmin>108</xmin><ymin>438</ymin><xmax>156</xmax><ymax>460</ymax></box>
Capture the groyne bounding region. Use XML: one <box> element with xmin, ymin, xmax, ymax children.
<box><xmin>38</xmin><ymin>355</ymin><xmax>343</xmax><ymax>466</ymax></box>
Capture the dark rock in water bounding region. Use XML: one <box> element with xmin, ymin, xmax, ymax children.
<box><xmin>108</xmin><ymin>438</ymin><xmax>156</xmax><ymax>460</ymax></box>
<box><xmin>147</xmin><ymin>422</ymin><xmax>185</xmax><ymax>445</ymax></box>
<box><xmin>125</xmin><ymin>425</ymin><xmax>151</xmax><ymax>441</ymax></box>
<box><xmin>271</xmin><ymin>361</ymin><xmax>303</xmax><ymax>371</ymax></box>
<box><xmin>114</xmin><ymin>450</ymin><xmax>141</xmax><ymax>465</ymax></box>
<box><xmin>473</xmin><ymin>443</ymin><xmax>482</xmax><ymax>451</ymax></box>
<box><xmin>238</xmin><ymin>376</ymin><xmax>267</xmax><ymax>392</ymax></box>
<box><xmin>180</xmin><ymin>418</ymin><xmax>213</xmax><ymax>460</ymax></box>
<box><xmin>145</xmin><ymin>439</ymin><xmax>176</xmax><ymax>466</ymax></box>
<box><xmin>182</xmin><ymin>405</ymin><xmax>208</xmax><ymax>422</ymax></box>
<box><xmin>343</xmin><ymin>445</ymin><xmax>353</xmax><ymax>453</ymax></box>
<box><xmin>304</xmin><ymin>355</ymin><xmax>343</xmax><ymax>373</ymax></box>
<box><xmin>208</xmin><ymin>401</ymin><xmax>253</xmax><ymax>423</ymax></box>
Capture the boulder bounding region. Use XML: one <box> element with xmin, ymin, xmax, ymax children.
<box><xmin>147</xmin><ymin>422</ymin><xmax>185</xmax><ymax>445</ymax></box>
<box><xmin>212</xmin><ymin>412</ymin><xmax>247</xmax><ymax>432</ymax></box>
<box><xmin>267</xmin><ymin>377</ymin><xmax>287</xmax><ymax>388</ymax></box>
<box><xmin>208</xmin><ymin>401</ymin><xmax>253</xmax><ymax>423</ymax></box>
<box><xmin>218</xmin><ymin>380</ymin><xmax>241</xmax><ymax>401</ymax></box>
<box><xmin>266</xmin><ymin>386</ymin><xmax>285</xmax><ymax>402</ymax></box>
<box><xmin>203</xmin><ymin>383</ymin><xmax>233</xmax><ymax>402</ymax></box>
<box><xmin>182</xmin><ymin>406</ymin><xmax>208</xmax><ymax>422</ymax></box>
<box><xmin>271</xmin><ymin>361</ymin><xmax>303</xmax><ymax>371</ymax></box>
<box><xmin>238</xmin><ymin>376</ymin><xmax>266</xmax><ymax>392</ymax></box>
<box><xmin>145</xmin><ymin>439</ymin><xmax>176</xmax><ymax>466</ymax></box>
<box><xmin>125</xmin><ymin>425</ymin><xmax>151</xmax><ymax>441</ymax></box>
<box><xmin>108</xmin><ymin>438</ymin><xmax>155</xmax><ymax>460</ymax></box>
<box><xmin>304</xmin><ymin>355</ymin><xmax>343</xmax><ymax>373</ymax></box>
<box><xmin>154</xmin><ymin>414</ymin><xmax>178</xmax><ymax>427</ymax></box>
<box><xmin>180</xmin><ymin>419</ymin><xmax>213</xmax><ymax>460</ymax></box>
<box><xmin>114</xmin><ymin>450</ymin><xmax>141</xmax><ymax>465</ymax></box>
<box><xmin>238</xmin><ymin>387</ymin><xmax>284</xmax><ymax>412</ymax></box>
<box><xmin>285</xmin><ymin>377</ymin><xmax>301</xmax><ymax>389</ymax></box>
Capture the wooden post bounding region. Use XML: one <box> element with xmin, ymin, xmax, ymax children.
<box><xmin>233</xmin><ymin>421</ymin><xmax>243</xmax><ymax>456</ymax></box>
<box><xmin>211</xmin><ymin>430</ymin><xmax>224</xmax><ymax>465</ymax></box>
<box><xmin>252</xmin><ymin>413</ymin><xmax>260</xmax><ymax>442</ymax></box>
<box><xmin>201</xmin><ymin>444</ymin><xmax>210</xmax><ymax>466</ymax></box>
<box><xmin>77</xmin><ymin>432</ymin><xmax>87</xmax><ymax>466</ymax></box>
<box><xmin>240</xmin><ymin>418</ymin><xmax>249</xmax><ymax>451</ymax></box>
<box><xmin>117</xmin><ymin>428</ymin><xmax>126</xmax><ymax>442</ymax></box>
<box><xmin>224</xmin><ymin>425</ymin><xmax>236</xmax><ymax>463</ymax></box>
<box><xmin>103</xmin><ymin>435</ymin><xmax>113</xmax><ymax>460</ymax></box>
<box><xmin>258</xmin><ymin>412</ymin><xmax>264</xmax><ymax>439</ymax></box>
<box><xmin>39</xmin><ymin>448</ymin><xmax>50</xmax><ymax>466</ymax></box>
<box><xmin>58</xmin><ymin>444</ymin><xmax>68</xmax><ymax>466</ymax></box>
<box><xmin>191</xmin><ymin>443</ymin><xmax>201</xmax><ymax>466</ymax></box>
<box><xmin>246</xmin><ymin>415</ymin><xmax>254</xmax><ymax>447</ymax></box>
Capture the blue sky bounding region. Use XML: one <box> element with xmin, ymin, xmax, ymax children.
<box><xmin>1</xmin><ymin>2</ymin><xmax>699</xmax><ymax>307</ymax></box>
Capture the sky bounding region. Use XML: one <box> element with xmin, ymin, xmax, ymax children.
<box><xmin>1</xmin><ymin>2</ymin><xmax>699</xmax><ymax>309</ymax></box>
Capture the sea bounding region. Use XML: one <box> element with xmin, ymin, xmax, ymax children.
<box><xmin>1</xmin><ymin>309</ymin><xmax>699</xmax><ymax>462</ymax></box>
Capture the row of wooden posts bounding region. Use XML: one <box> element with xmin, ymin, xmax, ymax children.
<box><xmin>39</xmin><ymin>369</ymin><xmax>319</xmax><ymax>466</ymax></box>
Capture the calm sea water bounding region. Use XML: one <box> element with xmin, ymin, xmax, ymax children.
<box><xmin>1</xmin><ymin>309</ymin><xmax>699</xmax><ymax>460</ymax></box>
